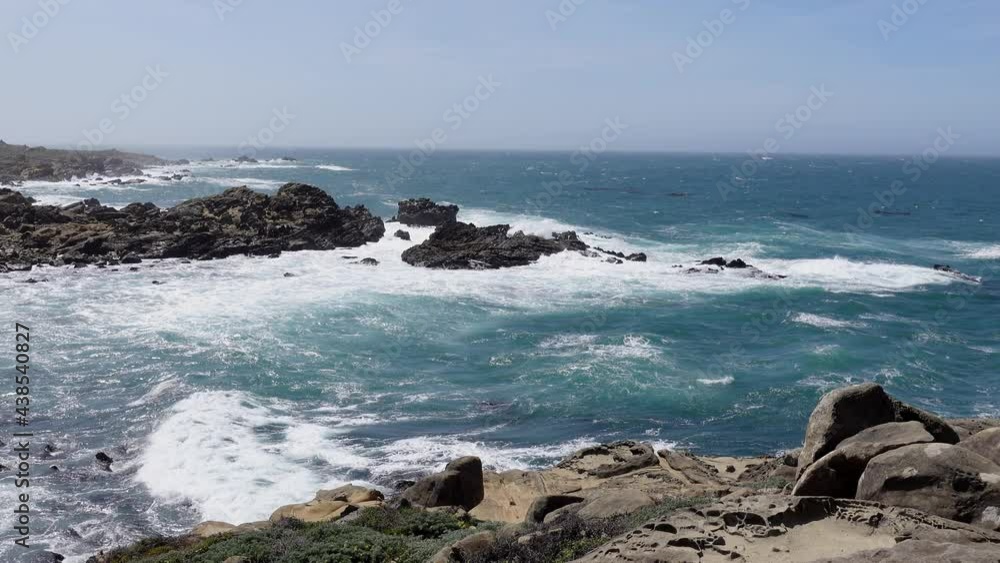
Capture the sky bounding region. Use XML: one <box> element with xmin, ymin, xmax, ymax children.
<box><xmin>2</xmin><ymin>0</ymin><xmax>998</xmax><ymax>155</ymax></box>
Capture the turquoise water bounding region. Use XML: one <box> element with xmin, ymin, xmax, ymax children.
<box><xmin>2</xmin><ymin>149</ymin><xmax>999</xmax><ymax>560</ymax></box>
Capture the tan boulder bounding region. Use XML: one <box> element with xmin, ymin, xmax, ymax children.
<box><xmin>857</xmin><ymin>443</ymin><xmax>1000</xmax><ymax>529</ymax></box>
<box><xmin>793</xmin><ymin>421</ymin><xmax>934</xmax><ymax>498</ymax></box>
<box><xmin>269</xmin><ymin>499</ymin><xmax>356</xmax><ymax>523</ymax></box>
<box><xmin>190</xmin><ymin>521</ymin><xmax>236</xmax><ymax>538</ymax></box>
<box><xmin>959</xmin><ymin>427</ymin><xmax>1000</xmax><ymax>466</ymax></box>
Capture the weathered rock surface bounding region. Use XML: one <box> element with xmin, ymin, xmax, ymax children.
<box><xmin>856</xmin><ymin>443</ymin><xmax>1000</xmax><ymax>529</ymax></box>
<box><xmin>268</xmin><ymin>484</ymin><xmax>383</xmax><ymax>523</ymax></box>
<box><xmin>797</xmin><ymin>383</ymin><xmax>958</xmax><ymax>480</ymax></box>
<box><xmin>0</xmin><ymin>183</ymin><xmax>384</xmax><ymax>268</ymax></box>
<box><xmin>402</xmin><ymin>456</ymin><xmax>485</xmax><ymax>510</ymax></box>
<box><xmin>820</xmin><ymin>540</ymin><xmax>1000</xmax><ymax>562</ymax></box>
<box><xmin>573</xmin><ymin>495</ymin><xmax>1000</xmax><ymax>562</ymax></box>
<box><xmin>400</xmin><ymin>222</ymin><xmax>588</xmax><ymax>269</ymax></box>
<box><xmin>959</xmin><ymin>428</ymin><xmax>1000</xmax><ymax>466</ymax></box>
<box><xmin>793</xmin><ymin>421</ymin><xmax>934</xmax><ymax>498</ymax></box>
<box><xmin>395</xmin><ymin>198</ymin><xmax>459</xmax><ymax>227</ymax></box>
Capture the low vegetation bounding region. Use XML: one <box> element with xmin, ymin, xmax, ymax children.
<box><xmin>95</xmin><ymin>498</ymin><xmax>708</xmax><ymax>563</ymax></box>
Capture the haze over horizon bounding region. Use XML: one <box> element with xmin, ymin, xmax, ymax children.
<box><xmin>3</xmin><ymin>0</ymin><xmax>998</xmax><ymax>156</ymax></box>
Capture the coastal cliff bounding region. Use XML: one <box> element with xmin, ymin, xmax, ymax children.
<box><xmin>87</xmin><ymin>383</ymin><xmax>1000</xmax><ymax>562</ymax></box>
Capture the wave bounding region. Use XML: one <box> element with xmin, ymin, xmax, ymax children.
<box><xmin>135</xmin><ymin>390</ymin><xmax>600</xmax><ymax>525</ymax></box>
<box><xmin>696</xmin><ymin>376</ymin><xmax>735</xmax><ymax>385</ymax></box>
<box><xmin>316</xmin><ymin>164</ymin><xmax>355</xmax><ymax>172</ymax></box>
<box><xmin>959</xmin><ymin>243</ymin><xmax>1000</xmax><ymax>260</ymax></box>
<box><xmin>790</xmin><ymin>312</ymin><xmax>866</xmax><ymax>330</ymax></box>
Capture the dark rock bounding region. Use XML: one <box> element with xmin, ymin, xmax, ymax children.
<box><xmin>699</xmin><ymin>257</ymin><xmax>727</xmax><ymax>267</ymax></box>
<box><xmin>396</xmin><ymin>198</ymin><xmax>459</xmax><ymax>227</ymax></box>
<box><xmin>0</xmin><ymin>183</ymin><xmax>385</xmax><ymax>269</ymax></box>
<box><xmin>358</xmin><ymin>258</ymin><xmax>379</xmax><ymax>266</ymax></box>
<box><xmin>402</xmin><ymin>456</ymin><xmax>484</xmax><ymax>510</ymax></box>
<box><xmin>234</xmin><ymin>156</ymin><xmax>258</xmax><ymax>164</ymax></box>
<box><xmin>401</xmin><ymin>222</ymin><xmax>588</xmax><ymax>269</ymax></box>
<box><xmin>283</xmin><ymin>272</ymin><xmax>295</xmax><ymax>278</ymax></box>
<box><xmin>95</xmin><ymin>452</ymin><xmax>113</xmax><ymax>470</ymax></box>
<box><xmin>726</xmin><ymin>258</ymin><xmax>749</xmax><ymax>268</ymax></box>
<box><xmin>394</xmin><ymin>229</ymin><xmax>411</xmax><ymax>241</ymax></box>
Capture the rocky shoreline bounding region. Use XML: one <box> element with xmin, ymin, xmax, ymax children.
<box><xmin>82</xmin><ymin>383</ymin><xmax>1000</xmax><ymax>562</ymax></box>
<box><xmin>0</xmin><ymin>182</ymin><xmax>804</xmax><ymax>280</ymax></box>
<box><xmin>0</xmin><ymin>141</ymin><xmax>180</xmax><ymax>185</ymax></box>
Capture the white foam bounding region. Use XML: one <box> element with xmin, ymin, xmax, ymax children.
<box><xmin>791</xmin><ymin>312</ymin><xmax>865</xmax><ymax>330</ymax></box>
<box><xmin>316</xmin><ymin>164</ymin><xmax>355</xmax><ymax>172</ymax></box>
<box><xmin>127</xmin><ymin>378</ymin><xmax>181</xmax><ymax>407</ymax></box>
<box><xmin>697</xmin><ymin>376</ymin><xmax>735</xmax><ymax>385</ymax></box>
<box><xmin>961</xmin><ymin>243</ymin><xmax>1000</xmax><ymax>260</ymax></box>
<box><xmin>136</xmin><ymin>391</ymin><xmax>325</xmax><ymax>523</ymax></box>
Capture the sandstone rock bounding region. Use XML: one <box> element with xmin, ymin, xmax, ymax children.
<box><xmin>429</xmin><ymin>531</ymin><xmax>495</xmax><ymax>563</ymax></box>
<box><xmin>819</xmin><ymin>540</ymin><xmax>1000</xmax><ymax>562</ymax></box>
<box><xmin>797</xmin><ymin>383</ymin><xmax>959</xmax><ymax>479</ymax></box>
<box><xmin>559</xmin><ymin>441</ymin><xmax>658</xmax><ymax>479</ymax></box>
<box><xmin>959</xmin><ymin>428</ymin><xmax>1000</xmax><ymax>466</ymax></box>
<box><xmin>396</xmin><ymin>198</ymin><xmax>458</xmax><ymax>227</ymax></box>
<box><xmin>315</xmin><ymin>484</ymin><xmax>384</xmax><ymax>504</ymax></box>
<box><xmin>525</xmin><ymin>494</ymin><xmax>585</xmax><ymax>524</ymax></box>
<box><xmin>793</xmin><ymin>421</ymin><xmax>934</xmax><ymax>498</ymax></box>
<box><xmin>269</xmin><ymin>499</ymin><xmax>356</xmax><ymax>523</ymax></box>
<box><xmin>191</xmin><ymin>521</ymin><xmax>236</xmax><ymax>538</ymax></box>
<box><xmin>402</xmin><ymin>456</ymin><xmax>485</xmax><ymax>510</ymax></box>
<box><xmin>577</xmin><ymin>490</ymin><xmax>655</xmax><ymax>519</ymax></box>
<box><xmin>857</xmin><ymin>443</ymin><xmax>1000</xmax><ymax>529</ymax></box>
<box><xmin>782</xmin><ymin>447</ymin><xmax>801</xmax><ymax>467</ymax></box>
<box><xmin>572</xmin><ymin>494</ymin><xmax>1000</xmax><ymax>563</ymax></box>
<box><xmin>949</xmin><ymin>418</ymin><xmax>1000</xmax><ymax>440</ymax></box>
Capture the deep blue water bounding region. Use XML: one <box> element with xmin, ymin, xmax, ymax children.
<box><xmin>2</xmin><ymin>149</ymin><xmax>998</xmax><ymax>560</ymax></box>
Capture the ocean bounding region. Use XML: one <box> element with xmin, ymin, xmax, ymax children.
<box><xmin>2</xmin><ymin>148</ymin><xmax>998</xmax><ymax>561</ymax></box>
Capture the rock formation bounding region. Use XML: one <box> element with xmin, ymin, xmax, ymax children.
<box><xmin>0</xmin><ymin>183</ymin><xmax>384</xmax><ymax>268</ymax></box>
<box><xmin>395</xmin><ymin>198</ymin><xmax>459</xmax><ymax>227</ymax></box>
<box><xmin>400</xmin><ymin>222</ymin><xmax>588</xmax><ymax>269</ymax></box>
